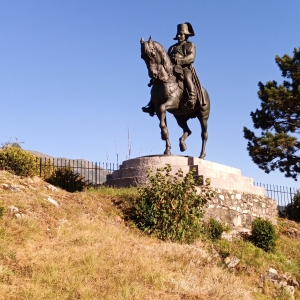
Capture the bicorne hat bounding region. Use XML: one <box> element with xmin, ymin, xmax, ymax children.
<box><xmin>173</xmin><ymin>22</ymin><xmax>195</xmax><ymax>40</ymax></box>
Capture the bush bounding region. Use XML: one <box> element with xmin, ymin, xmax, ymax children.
<box><xmin>251</xmin><ymin>218</ymin><xmax>277</xmax><ymax>251</ymax></box>
<box><xmin>0</xmin><ymin>207</ymin><xmax>4</xmax><ymax>218</ymax></box>
<box><xmin>283</xmin><ymin>192</ymin><xmax>300</xmax><ymax>222</ymax></box>
<box><xmin>45</xmin><ymin>166</ymin><xmax>91</xmax><ymax>192</ymax></box>
<box><xmin>37</xmin><ymin>158</ymin><xmax>56</xmax><ymax>180</ymax></box>
<box><xmin>133</xmin><ymin>164</ymin><xmax>214</xmax><ymax>244</ymax></box>
<box><xmin>204</xmin><ymin>218</ymin><xmax>224</xmax><ymax>241</ymax></box>
<box><xmin>0</xmin><ymin>145</ymin><xmax>39</xmax><ymax>177</ymax></box>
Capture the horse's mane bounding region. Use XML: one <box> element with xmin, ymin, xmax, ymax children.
<box><xmin>143</xmin><ymin>39</ymin><xmax>173</xmax><ymax>75</ymax></box>
<box><xmin>153</xmin><ymin>41</ymin><xmax>173</xmax><ymax>75</ymax></box>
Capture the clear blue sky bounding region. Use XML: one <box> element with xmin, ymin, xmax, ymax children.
<box><xmin>0</xmin><ymin>0</ymin><xmax>299</xmax><ymax>188</ymax></box>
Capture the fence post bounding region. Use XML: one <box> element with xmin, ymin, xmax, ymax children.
<box><xmin>290</xmin><ymin>187</ymin><xmax>293</xmax><ymax>220</ymax></box>
<box><xmin>95</xmin><ymin>162</ymin><xmax>97</xmax><ymax>188</ymax></box>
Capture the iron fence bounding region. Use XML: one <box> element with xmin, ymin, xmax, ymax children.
<box><xmin>37</xmin><ymin>158</ymin><xmax>118</xmax><ymax>186</ymax></box>
<box><xmin>254</xmin><ymin>182</ymin><xmax>299</xmax><ymax>212</ymax></box>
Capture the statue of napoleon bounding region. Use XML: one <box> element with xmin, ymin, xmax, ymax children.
<box><xmin>140</xmin><ymin>22</ymin><xmax>210</xmax><ymax>158</ymax></box>
<box><xmin>142</xmin><ymin>22</ymin><xmax>205</xmax><ymax>117</ymax></box>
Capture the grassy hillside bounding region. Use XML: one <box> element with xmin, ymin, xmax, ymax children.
<box><xmin>0</xmin><ymin>171</ymin><xmax>299</xmax><ymax>300</ymax></box>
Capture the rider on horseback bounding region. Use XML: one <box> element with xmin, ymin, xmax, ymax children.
<box><xmin>142</xmin><ymin>22</ymin><xmax>205</xmax><ymax>116</ymax></box>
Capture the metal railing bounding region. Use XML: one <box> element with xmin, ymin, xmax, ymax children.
<box><xmin>37</xmin><ymin>158</ymin><xmax>118</xmax><ymax>186</ymax></box>
<box><xmin>254</xmin><ymin>182</ymin><xmax>299</xmax><ymax>213</ymax></box>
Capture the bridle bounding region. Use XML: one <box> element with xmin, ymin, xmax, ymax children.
<box><xmin>143</xmin><ymin>41</ymin><xmax>175</xmax><ymax>84</ymax></box>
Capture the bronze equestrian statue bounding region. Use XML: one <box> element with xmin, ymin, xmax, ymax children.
<box><xmin>141</xmin><ymin>23</ymin><xmax>210</xmax><ymax>159</ymax></box>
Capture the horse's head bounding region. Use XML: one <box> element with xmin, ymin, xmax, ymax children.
<box><xmin>140</xmin><ymin>37</ymin><xmax>173</xmax><ymax>82</ymax></box>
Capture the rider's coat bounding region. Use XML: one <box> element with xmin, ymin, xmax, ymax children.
<box><xmin>168</xmin><ymin>41</ymin><xmax>205</xmax><ymax>106</ymax></box>
<box><xmin>168</xmin><ymin>41</ymin><xmax>196</xmax><ymax>66</ymax></box>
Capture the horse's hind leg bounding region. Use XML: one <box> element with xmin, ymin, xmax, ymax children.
<box><xmin>175</xmin><ymin>115</ymin><xmax>191</xmax><ymax>152</ymax></box>
<box><xmin>198</xmin><ymin>116</ymin><xmax>208</xmax><ymax>159</ymax></box>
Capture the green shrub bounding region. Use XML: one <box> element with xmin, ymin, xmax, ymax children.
<box><xmin>37</xmin><ymin>158</ymin><xmax>56</xmax><ymax>180</ymax></box>
<box><xmin>204</xmin><ymin>218</ymin><xmax>224</xmax><ymax>241</ymax></box>
<box><xmin>283</xmin><ymin>192</ymin><xmax>300</xmax><ymax>222</ymax></box>
<box><xmin>0</xmin><ymin>207</ymin><xmax>4</xmax><ymax>218</ymax></box>
<box><xmin>0</xmin><ymin>145</ymin><xmax>39</xmax><ymax>177</ymax></box>
<box><xmin>45</xmin><ymin>166</ymin><xmax>91</xmax><ymax>192</ymax></box>
<box><xmin>133</xmin><ymin>164</ymin><xmax>214</xmax><ymax>244</ymax></box>
<box><xmin>251</xmin><ymin>218</ymin><xmax>277</xmax><ymax>252</ymax></box>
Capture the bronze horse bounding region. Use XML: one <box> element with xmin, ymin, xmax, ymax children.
<box><xmin>140</xmin><ymin>37</ymin><xmax>210</xmax><ymax>158</ymax></box>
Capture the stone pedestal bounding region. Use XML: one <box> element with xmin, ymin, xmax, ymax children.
<box><xmin>105</xmin><ymin>155</ymin><xmax>277</xmax><ymax>227</ymax></box>
<box><xmin>106</xmin><ymin>155</ymin><xmax>265</xmax><ymax>196</ymax></box>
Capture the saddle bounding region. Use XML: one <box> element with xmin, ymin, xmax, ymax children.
<box><xmin>173</xmin><ymin>64</ymin><xmax>206</xmax><ymax>107</ymax></box>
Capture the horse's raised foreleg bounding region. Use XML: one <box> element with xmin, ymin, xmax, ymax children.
<box><xmin>198</xmin><ymin>117</ymin><xmax>208</xmax><ymax>159</ymax></box>
<box><xmin>174</xmin><ymin>115</ymin><xmax>191</xmax><ymax>152</ymax></box>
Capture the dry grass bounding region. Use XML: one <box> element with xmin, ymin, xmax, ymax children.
<box><xmin>0</xmin><ymin>171</ymin><xmax>298</xmax><ymax>299</ymax></box>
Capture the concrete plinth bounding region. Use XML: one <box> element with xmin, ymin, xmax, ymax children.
<box><xmin>105</xmin><ymin>155</ymin><xmax>265</xmax><ymax>196</ymax></box>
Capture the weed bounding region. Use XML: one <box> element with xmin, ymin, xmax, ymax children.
<box><xmin>204</xmin><ymin>218</ymin><xmax>224</xmax><ymax>241</ymax></box>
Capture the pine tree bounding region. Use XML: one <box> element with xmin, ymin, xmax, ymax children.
<box><xmin>243</xmin><ymin>47</ymin><xmax>300</xmax><ymax>180</ymax></box>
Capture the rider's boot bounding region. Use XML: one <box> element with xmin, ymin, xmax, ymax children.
<box><xmin>142</xmin><ymin>101</ymin><xmax>155</xmax><ymax>117</ymax></box>
<box><xmin>185</xmin><ymin>89</ymin><xmax>197</xmax><ymax>109</ymax></box>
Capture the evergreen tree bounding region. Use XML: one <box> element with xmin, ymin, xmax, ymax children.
<box><xmin>243</xmin><ymin>47</ymin><xmax>300</xmax><ymax>180</ymax></box>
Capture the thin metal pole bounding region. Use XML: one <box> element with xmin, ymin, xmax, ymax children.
<box><xmin>290</xmin><ymin>187</ymin><xmax>293</xmax><ymax>220</ymax></box>
<box><xmin>95</xmin><ymin>162</ymin><xmax>97</xmax><ymax>187</ymax></box>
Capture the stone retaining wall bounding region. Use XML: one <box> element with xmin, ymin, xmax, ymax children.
<box><xmin>204</xmin><ymin>188</ymin><xmax>278</xmax><ymax>227</ymax></box>
<box><xmin>105</xmin><ymin>156</ymin><xmax>278</xmax><ymax>228</ymax></box>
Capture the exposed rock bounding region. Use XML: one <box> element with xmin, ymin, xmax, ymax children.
<box><xmin>2</xmin><ymin>184</ymin><xmax>22</xmax><ymax>192</ymax></box>
<box><xmin>224</xmin><ymin>257</ymin><xmax>231</xmax><ymax>265</ymax></box>
<box><xmin>288</xmin><ymin>278</ymin><xmax>299</xmax><ymax>287</ymax></box>
<box><xmin>232</xmin><ymin>215</ymin><xmax>242</xmax><ymax>227</ymax></box>
<box><xmin>221</xmin><ymin>231</ymin><xmax>233</xmax><ymax>241</ymax></box>
<box><xmin>221</xmin><ymin>227</ymin><xmax>252</xmax><ymax>241</ymax></box>
<box><xmin>284</xmin><ymin>285</ymin><xmax>295</xmax><ymax>299</ymax></box>
<box><xmin>8</xmin><ymin>205</ymin><xmax>19</xmax><ymax>213</ymax></box>
<box><xmin>45</xmin><ymin>197</ymin><xmax>59</xmax><ymax>207</ymax></box>
<box><xmin>266</xmin><ymin>267</ymin><xmax>280</xmax><ymax>280</ymax></box>
<box><xmin>15</xmin><ymin>213</ymin><xmax>26</xmax><ymax>219</ymax></box>
<box><xmin>273</xmin><ymin>280</ymin><xmax>287</xmax><ymax>289</ymax></box>
<box><xmin>282</xmin><ymin>227</ymin><xmax>300</xmax><ymax>239</ymax></box>
<box><xmin>262</xmin><ymin>268</ymin><xmax>298</xmax><ymax>299</ymax></box>
<box><xmin>45</xmin><ymin>184</ymin><xmax>59</xmax><ymax>192</ymax></box>
<box><xmin>224</xmin><ymin>256</ymin><xmax>240</xmax><ymax>268</ymax></box>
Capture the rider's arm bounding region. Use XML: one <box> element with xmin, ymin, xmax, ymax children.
<box><xmin>177</xmin><ymin>43</ymin><xmax>196</xmax><ymax>65</ymax></box>
<box><xmin>168</xmin><ymin>45</ymin><xmax>177</xmax><ymax>64</ymax></box>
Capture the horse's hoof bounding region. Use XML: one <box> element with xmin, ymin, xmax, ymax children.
<box><xmin>179</xmin><ymin>139</ymin><xmax>187</xmax><ymax>152</ymax></box>
<box><xmin>199</xmin><ymin>154</ymin><xmax>206</xmax><ymax>159</ymax></box>
<box><xmin>164</xmin><ymin>150</ymin><xmax>171</xmax><ymax>155</ymax></box>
